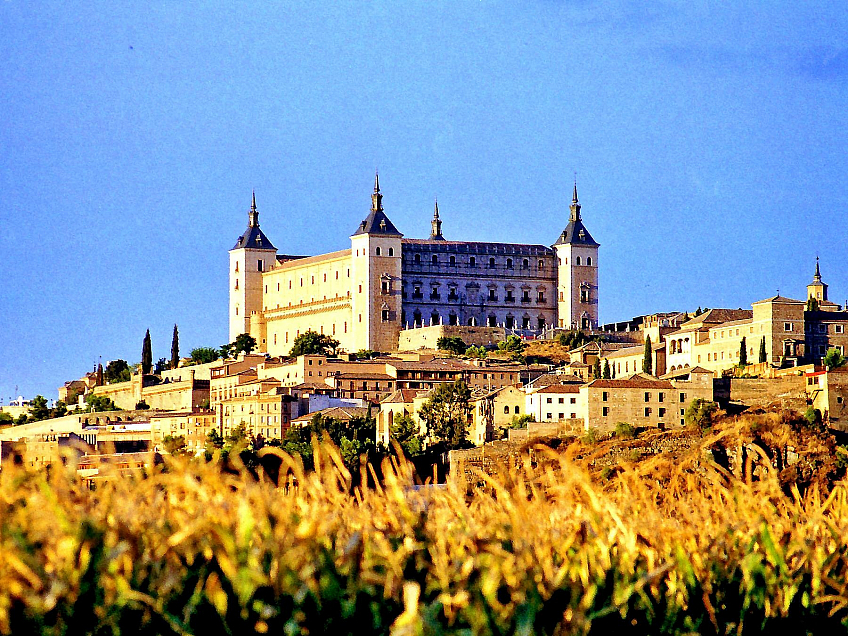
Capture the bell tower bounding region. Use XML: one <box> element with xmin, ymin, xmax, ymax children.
<box><xmin>553</xmin><ymin>182</ymin><xmax>600</xmax><ymax>330</ymax></box>
<box><xmin>229</xmin><ymin>192</ymin><xmax>277</xmax><ymax>342</ymax></box>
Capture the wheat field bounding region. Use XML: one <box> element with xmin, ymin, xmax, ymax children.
<box><xmin>1</xmin><ymin>442</ymin><xmax>847</xmax><ymax>635</ymax></box>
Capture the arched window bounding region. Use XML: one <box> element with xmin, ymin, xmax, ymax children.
<box><xmin>576</xmin><ymin>256</ymin><xmax>581</xmax><ymax>265</ymax></box>
<box><xmin>489</xmin><ymin>257</ymin><xmax>496</xmax><ymax>268</ymax></box>
<box><xmin>467</xmin><ymin>317</ymin><xmax>477</xmax><ymax>326</ymax></box>
<box><xmin>506</xmin><ymin>258</ymin><xmax>513</xmax><ymax>269</ymax></box>
<box><xmin>388</xmin><ymin>247</ymin><xmax>394</xmax><ymax>256</ymax></box>
<box><xmin>587</xmin><ymin>257</ymin><xmax>592</xmax><ymax>266</ymax></box>
<box><xmin>449</xmin><ymin>255</ymin><xmax>456</xmax><ymax>265</ymax></box>
<box><xmin>522</xmin><ymin>258</ymin><xmax>529</xmax><ymax>269</ymax></box>
<box><xmin>470</xmin><ymin>256</ymin><xmax>476</xmax><ymax>267</ymax></box>
<box><xmin>504</xmin><ymin>406</ymin><xmax>510</xmax><ymax>414</ymax></box>
<box><xmin>488</xmin><ymin>315</ymin><xmax>497</xmax><ymax>327</ymax></box>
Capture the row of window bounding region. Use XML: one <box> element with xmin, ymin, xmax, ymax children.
<box><xmin>403</xmin><ymin>310</ymin><xmax>548</xmax><ymax>330</ymax></box>
<box><xmin>406</xmin><ymin>284</ymin><xmax>546</xmax><ymax>303</ymax></box>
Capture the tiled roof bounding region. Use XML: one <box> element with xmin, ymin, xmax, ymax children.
<box><xmin>293</xmin><ymin>406</ymin><xmax>371</xmax><ymax>423</ymax></box>
<box><xmin>752</xmin><ymin>295</ymin><xmax>804</xmax><ymax>305</ymax></box>
<box><xmin>553</xmin><ymin>218</ymin><xmax>599</xmax><ymax>247</ymax></box>
<box><xmin>352</xmin><ymin>208</ymin><xmax>403</xmax><ymax>236</ymax></box>
<box><xmin>534</xmin><ymin>384</ymin><xmax>582</xmax><ymax>394</ymax></box>
<box><xmin>588</xmin><ymin>378</ymin><xmax>674</xmax><ymax>389</ymax></box>
<box><xmin>380</xmin><ymin>389</ymin><xmax>426</xmax><ymax>404</ymax></box>
<box><xmin>232</xmin><ymin>225</ymin><xmax>277</xmax><ymax>251</ymax></box>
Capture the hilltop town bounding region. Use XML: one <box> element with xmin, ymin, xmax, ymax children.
<box><xmin>2</xmin><ymin>179</ymin><xmax>846</xmax><ymax>480</ymax></box>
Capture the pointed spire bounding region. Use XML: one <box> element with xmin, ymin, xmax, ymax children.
<box><xmin>371</xmin><ymin>171</ymin><xmax>383</xmax><ymax>212</ymax></box>
<box><xmin>430</xmin><ymin>197</ymin><xmax>445</xmax><ymax>240</ymax></box>
<box><xmin>248</xmin><ymin>190</ymin><xmax>259</xmax><ymax>227</ymax></box>
<box><xmin>815</xmin><ymin>256</ymin><xmax>821</xmax><ymax>281</ymax></box>
<box><xmin>569</xmin><ymin>178</ymin><xmax>581</xmax><ymax>222</ymax></box>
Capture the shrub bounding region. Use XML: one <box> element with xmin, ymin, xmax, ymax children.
<box><xmin>436</xmin><ymin>336</ymin><xmax>467</xmax><ymax>355</ymax></box>
<box><xmin>614</xmin><ymin>421</ymin><xmax>636</xmax><ymax>439</ymax></box>
<box><xmin>684</xmin><ymin>398</ymin><xmax>717</xmax><ymax>431</ymax></box>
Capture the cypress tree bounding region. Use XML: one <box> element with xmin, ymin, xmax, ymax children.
<box><xmin>759</xmin><ymin>336</ymin><xmax>767</xmax><ymax>363</ymax></box>
<box><xmin>602</xmin><ymin>359</ymin><xmax>611</xmax><ymax>379</ymax></box>
<box><xmin>592</xmin><ymin>358</ymin><xmax>601</xmax><ymax>379</ymax></box>
<box><xmin>170</xmin><ymin>324</ymin><xmax>180</xmax><ymax>369</ymax></box>
<box><xmin>739</xmin><ymin>336</ymin><xmax>747</xmax><ymax>366</ymax></box>
<box><xmin>643</xmin><ymin>335</ymin><xmax>653</xmax><ymax>375</ymax></box>
<box><xmin>141</xmin><ymin>329</ymin><xmax>153</xmax><ymax>375</ymax></box>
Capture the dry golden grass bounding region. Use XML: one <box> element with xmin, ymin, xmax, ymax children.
<box><xmin>1</xmin><ymin>441</ymin><xmax>848</xmax><ymax>634</ymax></box>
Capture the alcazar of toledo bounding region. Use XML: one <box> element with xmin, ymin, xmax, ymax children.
<box><xmin>230</xmin><ymin>174</ymin><xmax>600</xmax><ymax>355</ymax></box>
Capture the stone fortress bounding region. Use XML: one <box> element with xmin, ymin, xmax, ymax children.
<box><xmin>229</xmin><ymin>175</ymin><xmax>600</xmax><ymax>355</ymax></box>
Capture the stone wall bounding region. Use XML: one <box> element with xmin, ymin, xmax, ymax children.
<box><xmin>714</xmin><ymin>375</ymin><xmax>807</xmax><ymax>411</ymax></box>
<box><xmin>397</xmin><ymin>325</ymin><xmax>507</xmax><ymax>351</ymax></box>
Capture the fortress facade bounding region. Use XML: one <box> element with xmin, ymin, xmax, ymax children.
<box><xmin>229</xmin><ymin>175</ymin><xmax>600</xmax><ymax>355</ymax></box>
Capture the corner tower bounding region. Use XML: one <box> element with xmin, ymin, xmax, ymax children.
<box><xmin>807</xmin><ymin>257</ymin><xmax>828</xmax><ymax>305</ymax></box>
<box><xmin>350</xmin><ymin>173</ymin><xmax>403</xmax><ymax>352</ymax></box>
<box><xmin>553</xmin><ymin>183</ymin><xmax>599</xmax><ymax>330</ymax></box>
<box><xmin>229</xmin><ymin>192</ymin><xmax>277</xmax><ymax>342</ymax></box>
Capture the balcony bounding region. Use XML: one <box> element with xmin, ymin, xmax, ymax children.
<box><xmin>429</xmin><ymin>293</ymin><xmax>441</xmax><ymax>301</ymax></box>
<box><xmin>411</xmin><ymin>293</ymin><xmax>423</xmax><ymax>300</ymax></box>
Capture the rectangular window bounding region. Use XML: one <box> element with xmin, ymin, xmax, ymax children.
<box><xmin>602</xmin><ymin>391</ymin><xmax>608</xmax><ymax>402</ymax></box>
<box><xmin>836</xmin><ymin>325</ymin><xmax>844</xmax><ymax>334</ymax></box>
<box><xmin>257</xmin><ymin>259</ymin><xmax>264</xmax><ymax>272</ymax></box>
<box><xmin>558</xmin><ymin>397</ymin><xmax>564</xmax><ymax>404</ymax></box>
<box><xmin>546</xmin><ymin>397</ymin><xmax>552</xmax><ymax>404</ymax></box>
<box><xmin>784</xmin><ymin>322</ymin><xmax>793</xmax><ymax>332</ymax></box>
<box><xmin>644</xmin><ymin>392</ymin><xmax>650</xmax><ymax>402</ymax></box>
<box><xmin>644</xmin><ymin>407</ymin><xmax>652</xmax><ymax>417</ymax></box>
<box><xmin>570</xmin><ymin>397</ymin><xmax>576</xmax><ymax>404</ymax></box>
<box><xmin>659</xmin><ymin>408</ymin><xmax>666</xmax><ymax>417</ymax></box>
<box><xmin>679</xmin><ymin>392</ymin><xmax>686</xmax><ymax>401</ymax></box>
<box><xmin>658</xmin><ymin>392</ymin><xmax>664</xmax><ymax>402</ymax></box>
<box><xmin>602</xmin><ymin>407</ymin><xmax>609</xmax><ymax>416</ymax></box>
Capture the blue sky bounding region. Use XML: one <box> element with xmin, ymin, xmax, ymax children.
<box><xmin>2</xmin><ymin>1</ymin><xmax>847</xmax><ymax>403</ymax></box>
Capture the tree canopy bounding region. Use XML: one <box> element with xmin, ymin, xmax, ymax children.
<box><xmin>220</xmin><ymin>333</ymin><xmax>258</xmax><ymax>359</ymax></box>
<box><xmin>289</xmin><ymin>330</ymin><xmax>339</xmax><ymax>357</ymax></box>
<box><xmin>739</xmin><ymin>337</ymin><xmax>748</xmax><ymax>366</ymax></box>
<box><xmin>141</xmin><ymin>329</ymin><xmax>153</xmax><ymax>375</ymax></box>
<box><xmin>643</xmin><ymin>335</ymin><xmax>653</xmax><ymax>375</ymax></box>
<box><xmin>419</xmin><ymin>381</ymin><xmax>472</xmax><ymax>450</ymax></box>
<box><xmin>170</xmin><ymin>324</ymin><xmax>180</xmax><ymax>369</ymax></box>
<box><xmin>191</xmin><ymin>347</ymin><xmax>220</xmax><ymax>364</ymax></box>
<box><xmin>436</xmin><ymin>336</ymin><xmax>467</xmax><ymax>355</ymax></box>
<box><xmin>824</xmin><ymin>348</ymin><xmax>846</xmax><ymax>370</ymax></box>
<box><xmin>104</xmin><ymin>359</ymin><xmax>131</xmax><ymax>384</ymax></box>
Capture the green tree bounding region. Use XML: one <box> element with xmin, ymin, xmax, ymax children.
<box><xmin>85</xmin><ymin>394</ymin><xmax>120</xmax><ymax>412</ymax></box>
<box><xmin>614</xmin><ymin>422</ymin><xmax>636</xmax><ymax>439</ymax></box>
<box><xmin>170</xmin><ymin>324</ymin><xmax>180</xmax><ymax>369</ymax></box>
<box><xmin>390</xmin><ymin>413</ymin><xmax>424</xmax><ymax>456</ymax></box>
<box><xmin>509</xmin><ymin>413</ymin><xmax>535</xmax><ymax>429</ymax></box>
<box><xmin>135</xmin><ymin>400</ymin><xmax>150</xmax><ymax>410</ymax></box>
<box><xmin>465</xmin><ymin>345</ymin><xmax>488</xmax><ymax>359</ymax></box>
<box><xmin>436</xmin><ymin>336</ymin><xmax>466</xmax><ymax>355</ymax></box>
<box><xmin>803</xmin><ymin>406</ymin><xmax>823</xmax><ymax>427</ymax></box>
<box><xmin>0</xmin><ymin>412</ymin><xmax>13</xmax><ymax>424</ymax></box>
<box><xmin>592</xmin><ymin>358</ymin><xmax>602</xmax><ymax>379</ymax></box>
<box><xmin>419</xmin><ymin>381</ymin><xmax>472</xmax><ymax>449</ymax></box>
<box><xmin>233</xmin><ymin>333</ymin><xmax>258</xmax><ymax>356</ymax></box>
<box><xmin>191</xmin><ymin>347</ymin><xmax>220</xmax><ymax>364</ymax></box>
<box><xmin>104</xmin><ymin>359</ymin><xmax>131</xmax><ymax>384</ymax></box>
<box><xmin>52</xmin><ymin>401</ymin><xmax>68</xmax><ymax>418</ymax></box>
<box><xmin>141</xmin><ymin>329</ymin><xmax>153</xmax><ymax>375</ymax></box>
<box><xmin>289</xmin><ymin>330</ymin><xmax>338</xmax><ymax>357</ymax></box>
<box><xmin>602</xmin><ymin>359</ymin><xmax>611</xmax><ymax>379</ymax></box>
<box><xmin>162</xmin><ymin>434</ymin><xmax>188</xmax><ymax>456</ymax></box>
<box><xmin>219</xmin><ymin>342</ymin><xmax>235</xmax><ymax>360</ymax></box>
<box><xmin>824</xmin><ymin>347</ymin><xmax>846</xmax><ymax>369</ymax></box>
<box><xmin>29</xmin><ymin>395</ymin><xmax>50</xmax><ymax>421</ymax></box>
<box><xmin>739</xmin><ymin>336</ymin><xmax>748</xmax><ymax>366</ymax></box>
<box><xmin>684</xmin><ymin>399</ymin><xmax>717</xmax><ymax>432</ymax></box>
<box><xmin>806</xmin><ymin>298</ymin><xmax>820</xmax><ymax>312</ymax></box>
<box><xmin>497</xmin><ymin>335</ymin><xmax>526</xmax><ymax>361</ymax></box>
<box><xmin>759</xmin><ymin>336</ymin><xmax>767</xmax><ymax>363</ymax></box>
<box><xmin>355</xmin><ymin>349</ymin><xmax>377</xmax><ymax>360</ymax></box>
<box><xmin>154</xmin><ymin>358</ymin><xmax>168</xmax><ymax>375</ymax></box>
<box><xmin>642</xmin><ymin>335</ymin><xmax>653</xmax><ymax>375</ymax></box>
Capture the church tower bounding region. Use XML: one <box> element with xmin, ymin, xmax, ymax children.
<box><xmin>807</xmin><ymin>257</ymin><xmax>828</xmax><ymax>306</ymax></box>
<box><xmin>229</xmin><ymin>192</ymin><xmax>277</xmax><ymax>342</ymax></box>
<box><xmin>430</xmin><ymin>200</ymin><xmax>445</xmax><ymax>240</ymax></box>
<box><xmin>350</xmin><ymin>173</ymin><xmax>403</xmax><ymax>352</ymax></box>
<box><xmin>553</xmin><ymin>183</ymin><xmax>600</xmax><ymax>330</ymax></box>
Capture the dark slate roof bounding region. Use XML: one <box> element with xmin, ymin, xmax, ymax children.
<box><xmin>352</xmin><ymin>208</ymin><xmax>403</xmax><ymax>237</ymax></box>
<box><xmin>232</xmin><ymin>225</ymin><xmax>277</xmax><ymax>251</ymax></box>
<box><xmin>553</xmin><ymin>218</ymin><xmax>599</xmax><ymax>246</ymax></box>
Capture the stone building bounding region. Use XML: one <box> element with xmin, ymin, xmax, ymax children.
<box><xmin>229</xmin><ymin>176</ymin><xmax>600</xmax><ymax>355</ymax></box>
